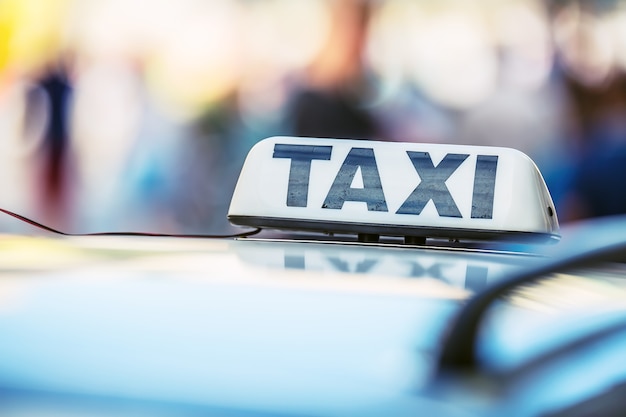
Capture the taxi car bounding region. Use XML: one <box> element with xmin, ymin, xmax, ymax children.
<box><xmin>0</xmin><ymin>137</ymin><xmax>625</xmax><ymax>416</ymax></box>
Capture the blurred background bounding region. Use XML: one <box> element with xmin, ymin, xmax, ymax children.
<box><xmin>1</xmin><ymin>0</ymin><xmax>626</xmax><ymax>234</ymax></box>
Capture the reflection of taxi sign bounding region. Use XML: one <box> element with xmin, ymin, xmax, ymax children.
<box><xmin>228</xmin><ymin>137</ymin><xmax>559</xmax><ymax>243</ymax></box>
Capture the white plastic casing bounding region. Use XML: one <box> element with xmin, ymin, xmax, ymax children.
<box><xmin>228</xmin><ymin>137</ymin><xmax>559</xmax><ymax>242</ymax></box>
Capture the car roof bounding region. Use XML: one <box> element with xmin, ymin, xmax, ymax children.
<box><xmin>2</xmin><ymin>218</ymin><xmax>626</xmax><ymax>416</ymax></box>
<box><xmin>0</xmin><ymin>231</ymin><xmax>541</xmax><ymax>417</ymax></box>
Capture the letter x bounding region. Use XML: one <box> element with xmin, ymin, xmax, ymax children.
<box><xmin>396</xmin><ymin>152</ymin><xmax>468</xmax><ymax>218</ymax></box>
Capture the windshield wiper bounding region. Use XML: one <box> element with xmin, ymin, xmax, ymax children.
<box><xmin>436</xmin><ymin>215</ymin><xmax>626</xmax><ymax>373</ymax></box>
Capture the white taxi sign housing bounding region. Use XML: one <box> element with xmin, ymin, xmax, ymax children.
<box><xmin>229</xmin><ymin>137</ymin><xmax>559</xmax><ymax>242</ymax></box>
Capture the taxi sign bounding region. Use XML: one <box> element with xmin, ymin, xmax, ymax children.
<box><xmin>228</xmin><ymin>137</ymin><xmax>559</xmax><ymax>243</ymax></box>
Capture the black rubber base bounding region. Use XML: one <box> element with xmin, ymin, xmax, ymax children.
<box><xmin>228</xmin><ymin>215</ymin><xmax>560</xmax><ymax>244</ymax></box>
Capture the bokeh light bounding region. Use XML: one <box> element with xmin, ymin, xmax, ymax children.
<box><xmin>1</xmin><ymin>0</ymin><xmax>626</xmax><ymax>233</ymax></box>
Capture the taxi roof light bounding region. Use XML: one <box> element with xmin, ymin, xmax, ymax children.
<box><xmin>228</xmin><ymin>137</ymin><xmax>559</xmax><ymax>243</ymax></box>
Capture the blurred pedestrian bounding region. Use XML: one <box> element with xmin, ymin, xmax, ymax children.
<box><xmin>26</xmin><ymin>59</ymin><xmax>75</xmax><ymax>227</ymax></box>
<box><xmin>287</xmin><ymin>0</ymin><xmax>380</xmax><ymax>140</ymax></box>
<box><xmin>563</xmin><ymin>72</ymin><xmax>626</xmax><ymax>219</ymax></box>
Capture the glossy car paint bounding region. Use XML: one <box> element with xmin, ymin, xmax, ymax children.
<box><xmin>0</xmin><ymin>234</ymin><xmax>533</xmax><ymax>416</ymax></box>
